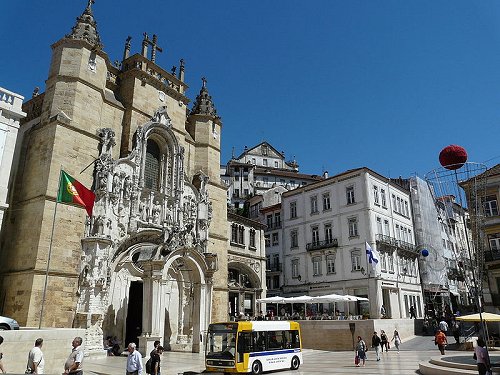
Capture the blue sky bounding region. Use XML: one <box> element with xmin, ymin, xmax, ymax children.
<box><xmin>2</xmin><ymin>1</ymin><xmax>500</xmax><ymax>178</ymax></box>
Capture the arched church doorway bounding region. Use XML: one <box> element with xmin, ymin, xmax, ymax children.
<box><xmin>125</xmin><ymin>280</ymin><xmax>143</xmax><ymax>346</ymax></box>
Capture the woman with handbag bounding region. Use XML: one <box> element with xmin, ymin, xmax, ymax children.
<box><xmin>26</xmin><ymin>338</ymin><xmax>45</xmax><ymax>374</ymax></box>
<box><xmin>355</xmin><ymin>336</ymin><xmax>367</xmax><ymax>367</ymax></box>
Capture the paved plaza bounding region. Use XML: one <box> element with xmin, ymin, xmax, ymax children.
<box><xmin>84</xmin><ymin>336</ymin><xmax>455</xmax><ymax>375</ymax></box>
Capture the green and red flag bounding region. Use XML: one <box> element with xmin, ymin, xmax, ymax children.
<box><xmin>57</xmin><ymin>170</ymin><xmax>95</xmax><ymax>217</ymax></box>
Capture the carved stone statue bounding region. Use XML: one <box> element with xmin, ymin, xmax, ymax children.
<box><xmin>97</xmin><ymin>128</ymin><xmax>116</xmax><ymax>156</ymax></box>
<box><xmin>112</xmin><ymin>173</ymin><xmax>121</xmax><ymax>195</ymax></box>
<box><xmin>123</xmin><ymin>176</ymin><xmax>132</xmax><ymax>200</ymax></box>
<box><xmin>139</xmin><ymin>198</ymin><xmax>148</xmax><ymax>221</ymax></box>
<box><xmin>98</xmin><ymin>171</ymin><xmax>107</xmax><ymax>190</ymax></box>
<box><xmin>152</xmin><ymin>201</ymin><xmax>161</xmax><ymax>224</ymax></box>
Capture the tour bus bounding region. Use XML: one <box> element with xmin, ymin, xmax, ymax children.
<box><xmin>205</xmin><ymin>320</ymin><xmax>302</xmax><ymax>374</ymax></box>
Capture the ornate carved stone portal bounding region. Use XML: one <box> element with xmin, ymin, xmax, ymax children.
<box><xmin>75</xmin><ymin>107</ymin><xmax>216</xmax><ymax>354</ymax></box>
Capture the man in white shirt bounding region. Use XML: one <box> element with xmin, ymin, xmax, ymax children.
<box><xmin>27</xmin><ymin>338</ymin><xmax>45</xmax><ymax>374</ymax></box>
<box><xmin>126</xmin><ymin>343</ymin><xmax>143</xmax><ymax>375</ymax></box>
<box><xmin>64</xmin><ymin>337</ymin><xmax>84</xmax><ymax>375</ymax></box>
<box><xmin>439</xmin><ymin>319</ymin><xmax>449</xmax><ymax>333</ymax></box>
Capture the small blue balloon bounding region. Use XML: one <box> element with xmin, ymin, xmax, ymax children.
<box><xmin>421</xmin><ymin>249</ymin><xmax>429</xmax><ymax>257</ymax></box>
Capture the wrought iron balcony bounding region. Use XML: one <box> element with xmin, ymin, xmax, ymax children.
<box><xmin>306</xmin><ymin>238</ymin><xmax>338</xmax><ymax>251</ymax></box>
<box><xmin>485</xmin><ymin>250</ymin><xmax>500</xmax><ymax>262</ymax></box>
<box><xmin>267</xmin><ymin>263</ymin><xmax>282</xmax><ymax>272</ymax></box>
<box><xmin>265</xmin><ymin>222</ymin><xmax>282</xmax><ymax>231</ymax></box>
<box><xmin>375</xmin><ymin>234</ymin><xmax>417</xmax><ymax>255</ymax></box>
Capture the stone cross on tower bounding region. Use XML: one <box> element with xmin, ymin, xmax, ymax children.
<box><xmin>149</xmin><ymin>34</ymin><xmax>163</xmax><ymax>63</ymax></box>
<box><xmin>87</xmin><ymin>0</ymin><xmax>95</xmax><ymax>10</ymax></box>
<box><xmin>141</xmin><ymin>32</ymin><xmax>150</xmax><ymax>58</ymax></box>
<box><xmin>201</xmin><ymin>76</ymin><xmax>207</xmax><ymax>88</ymax></box>
<box><xmin>123</xmin><ymin>36</ymin><xmax>132</xmax><ymax>61</ymax></box>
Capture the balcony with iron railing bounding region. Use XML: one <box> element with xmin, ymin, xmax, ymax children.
<box><xmin>265</xmin><ymin>222</ymin><xmax>282</xmax><ymax>231</ymax></box>
<box><xmin>485</xmin><ymin>250</ymin><xmax>500</xmax><ymax>263</ymax></box>
<box><xmin>375</xmin><ymin>234</ymin><xmax>418</xmax><ymax>256</ymax></box>
<box><xmin>267</xmin><ymin>263</ymin><xmax>282</xmax><ymax>272</ymax></box>
<box><xmin>306</xmin><ymin>238</ymin><xmax>338</xmax><ymax>251</ymax></box>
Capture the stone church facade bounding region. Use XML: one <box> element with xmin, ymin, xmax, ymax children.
<box><xmin>0</xmin><ymin>2</ymin><xmax>236</xmax><ymax>354</ymax></box>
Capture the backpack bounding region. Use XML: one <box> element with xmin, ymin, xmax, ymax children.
<box><xmin>145</xmin><ymin>358</ymin><xmax>152</xmax><ymax>374</ymax></box>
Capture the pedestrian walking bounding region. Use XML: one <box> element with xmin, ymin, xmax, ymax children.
<box><xmin>371</xmin><ymin>332</ymin><xmax>381</xmax><ymax>361</ymax></box>
<box><xmin>0</xmin><ymin>336</ymin><xmax>5</xmax><ymax>374</ymax></box>
<box><xmin>439</xmin><ymin>318</ymin><xmax>449</xmax><ymax>333</ymax></box>
<box><xmin>391</xmin><ymin>330</ymin><xmax>402</xmax><ymax>353</ymax></box>
<box><xmin>409</xmin><ymin>305</ymin><xmax>416</xmax><ymax>319</ymax></box>
<box><xmin>126</xmin><ymin>343</ymin><xmax>143</xmax><ymax>375</ymax></box>
<box><xmin>434</xmin><ymin>329</ymin><xmax>448</xmax><ymax>355</ymax></box>
<box><xmin>26</xmin><ymin>338</ymin><xmax>45</xmax><ymax>374</ymax></box>
<box><xmin>150</xmin><ymin>346</ymin><xmax>163</xmax><ymax>375</ymax></box>
<box><xmin>64</xmin><ymin>337</ymin><xmax>84</xmax><ymax>375</ymax></box>
<box><xmin>452</xmin><ymin>319</ymin><xmax>461</xmax><ymax>344</ymax></box>
<box><xmin>380</xmin><ymin>330</ymin><xmax>389</xmax><ymax>352</ymax></box>
<box><xmin>146</xmin><ymin>341</ymin><xmax>160</xmax><ymax>375</ymax></box>
<box><xmin>355</xmin><ymin>336</ymin><xmax>367</xmax><ymax>367</ymax></box>
<box><xmin>474</xmin><ymin>338</ymin><xmax>491</xmax><ymax>375</ymax></box>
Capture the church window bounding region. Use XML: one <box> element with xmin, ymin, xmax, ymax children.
<box><xmin>239</xmin><ymin>226</ymin><xmax>245</xmax><ymax>245</ymax></box>
<box><xmin>231</xmin><ymin>224</ymin><xmax>238</xmax><ymax>243</ymax></box>
<box><xmin>250</xmin><ymin>229</ymin><xmax>256</xmax><ymax>248</ymax></box>
<box><xmin>145</xmin><ymin>139</ymin><xmax>161</xmax><ymax>190</ymax></box>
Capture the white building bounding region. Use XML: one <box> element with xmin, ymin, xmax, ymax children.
<box><xmin>221</xmin><ymin>142</ymin><xmax>322</xmax><ymax>208</ymax></box>
<box><xmin>247</xmin><ymin>186</ymin><xmax>287</xmax><ymax>298</ymax></box>
<box><xmin>280</xmin><ymin>167</ymin><xmax>424</xmax><ymax>319</ymax></box>
<box><xmin>0</xmin><ymin>87</ymin><xmax>25</xmax><ymax>231</ymax></box>
<box><xmin>227</xmin><ymin>212</ymin><xmax>267</xmax><ymax>319</ymax></box>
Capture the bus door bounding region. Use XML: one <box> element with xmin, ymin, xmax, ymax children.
<box><xmin>237</xmin><ymin>332</ymin><xmax>251</xmax><ymax>363</ymax></box>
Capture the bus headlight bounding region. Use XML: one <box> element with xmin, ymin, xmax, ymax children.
<box><xmin>206</xmin><ymin>360</ymin><xmax>214</xmax><ymax>366</ymax></box>
<box><xmin>229</xmin><ymin>361</ymin><xmax>235</xmax><ymax>366</ymax></box>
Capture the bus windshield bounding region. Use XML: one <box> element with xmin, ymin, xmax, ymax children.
<box><xmin>206</xmin><ymin>323</ymin><xmax>238</xmax><ymax>360</ymax></box>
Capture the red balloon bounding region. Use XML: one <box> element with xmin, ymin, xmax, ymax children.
<box><xmin>439</xmin><ymin>145</ymin><xmax>467</xmax><ymax>170</ymax></box>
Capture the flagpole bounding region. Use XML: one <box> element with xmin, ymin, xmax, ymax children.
<box><xmin>39</xmin><ymin>168</ymin><xmax>62</xmax><ymax>329</ymax></box>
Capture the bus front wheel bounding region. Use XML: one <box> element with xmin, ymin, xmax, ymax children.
<box><xmin>291</xmin><ymin>356</ymin><xmax>300</xmax><ymax>370</ymax></box>
<box><xmin>251</xmin><ymin>360</ymin><xmax>262</xmax><ymax>374</ymax></box>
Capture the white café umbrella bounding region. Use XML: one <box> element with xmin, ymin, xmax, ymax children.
<box><xmin>311</xmin><ymin>293</ymin><xmax>350</xmax><ymax>303</ymax></box>
<box><xmin>285</xmin><ymin>296</ymin><xmax>315</xmax><ymax>316</ymax></box>
<box><xmin>256</xmin><ymin>296</ymin><xmax>286</xmax><ymax>317</ymax></box>
<box><xmin>344</xmin><ymin>295</ymin><xmax>369</xmax><ymax>301</ymax></box>
<box><xmin>257</xmin><ymin>296</ymin><xmax>286</xmax><ymax>303</ymax></box>
<box><xmin>311</xmin><ymin>294</ymin><xmax>350</xmax><ymax>318</ymax></box>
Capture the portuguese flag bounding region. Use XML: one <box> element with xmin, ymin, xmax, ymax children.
<box><xmin>57</xmin><ymin>170</ymin><xmax>95</xmax><ymax>217</ymax></box>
